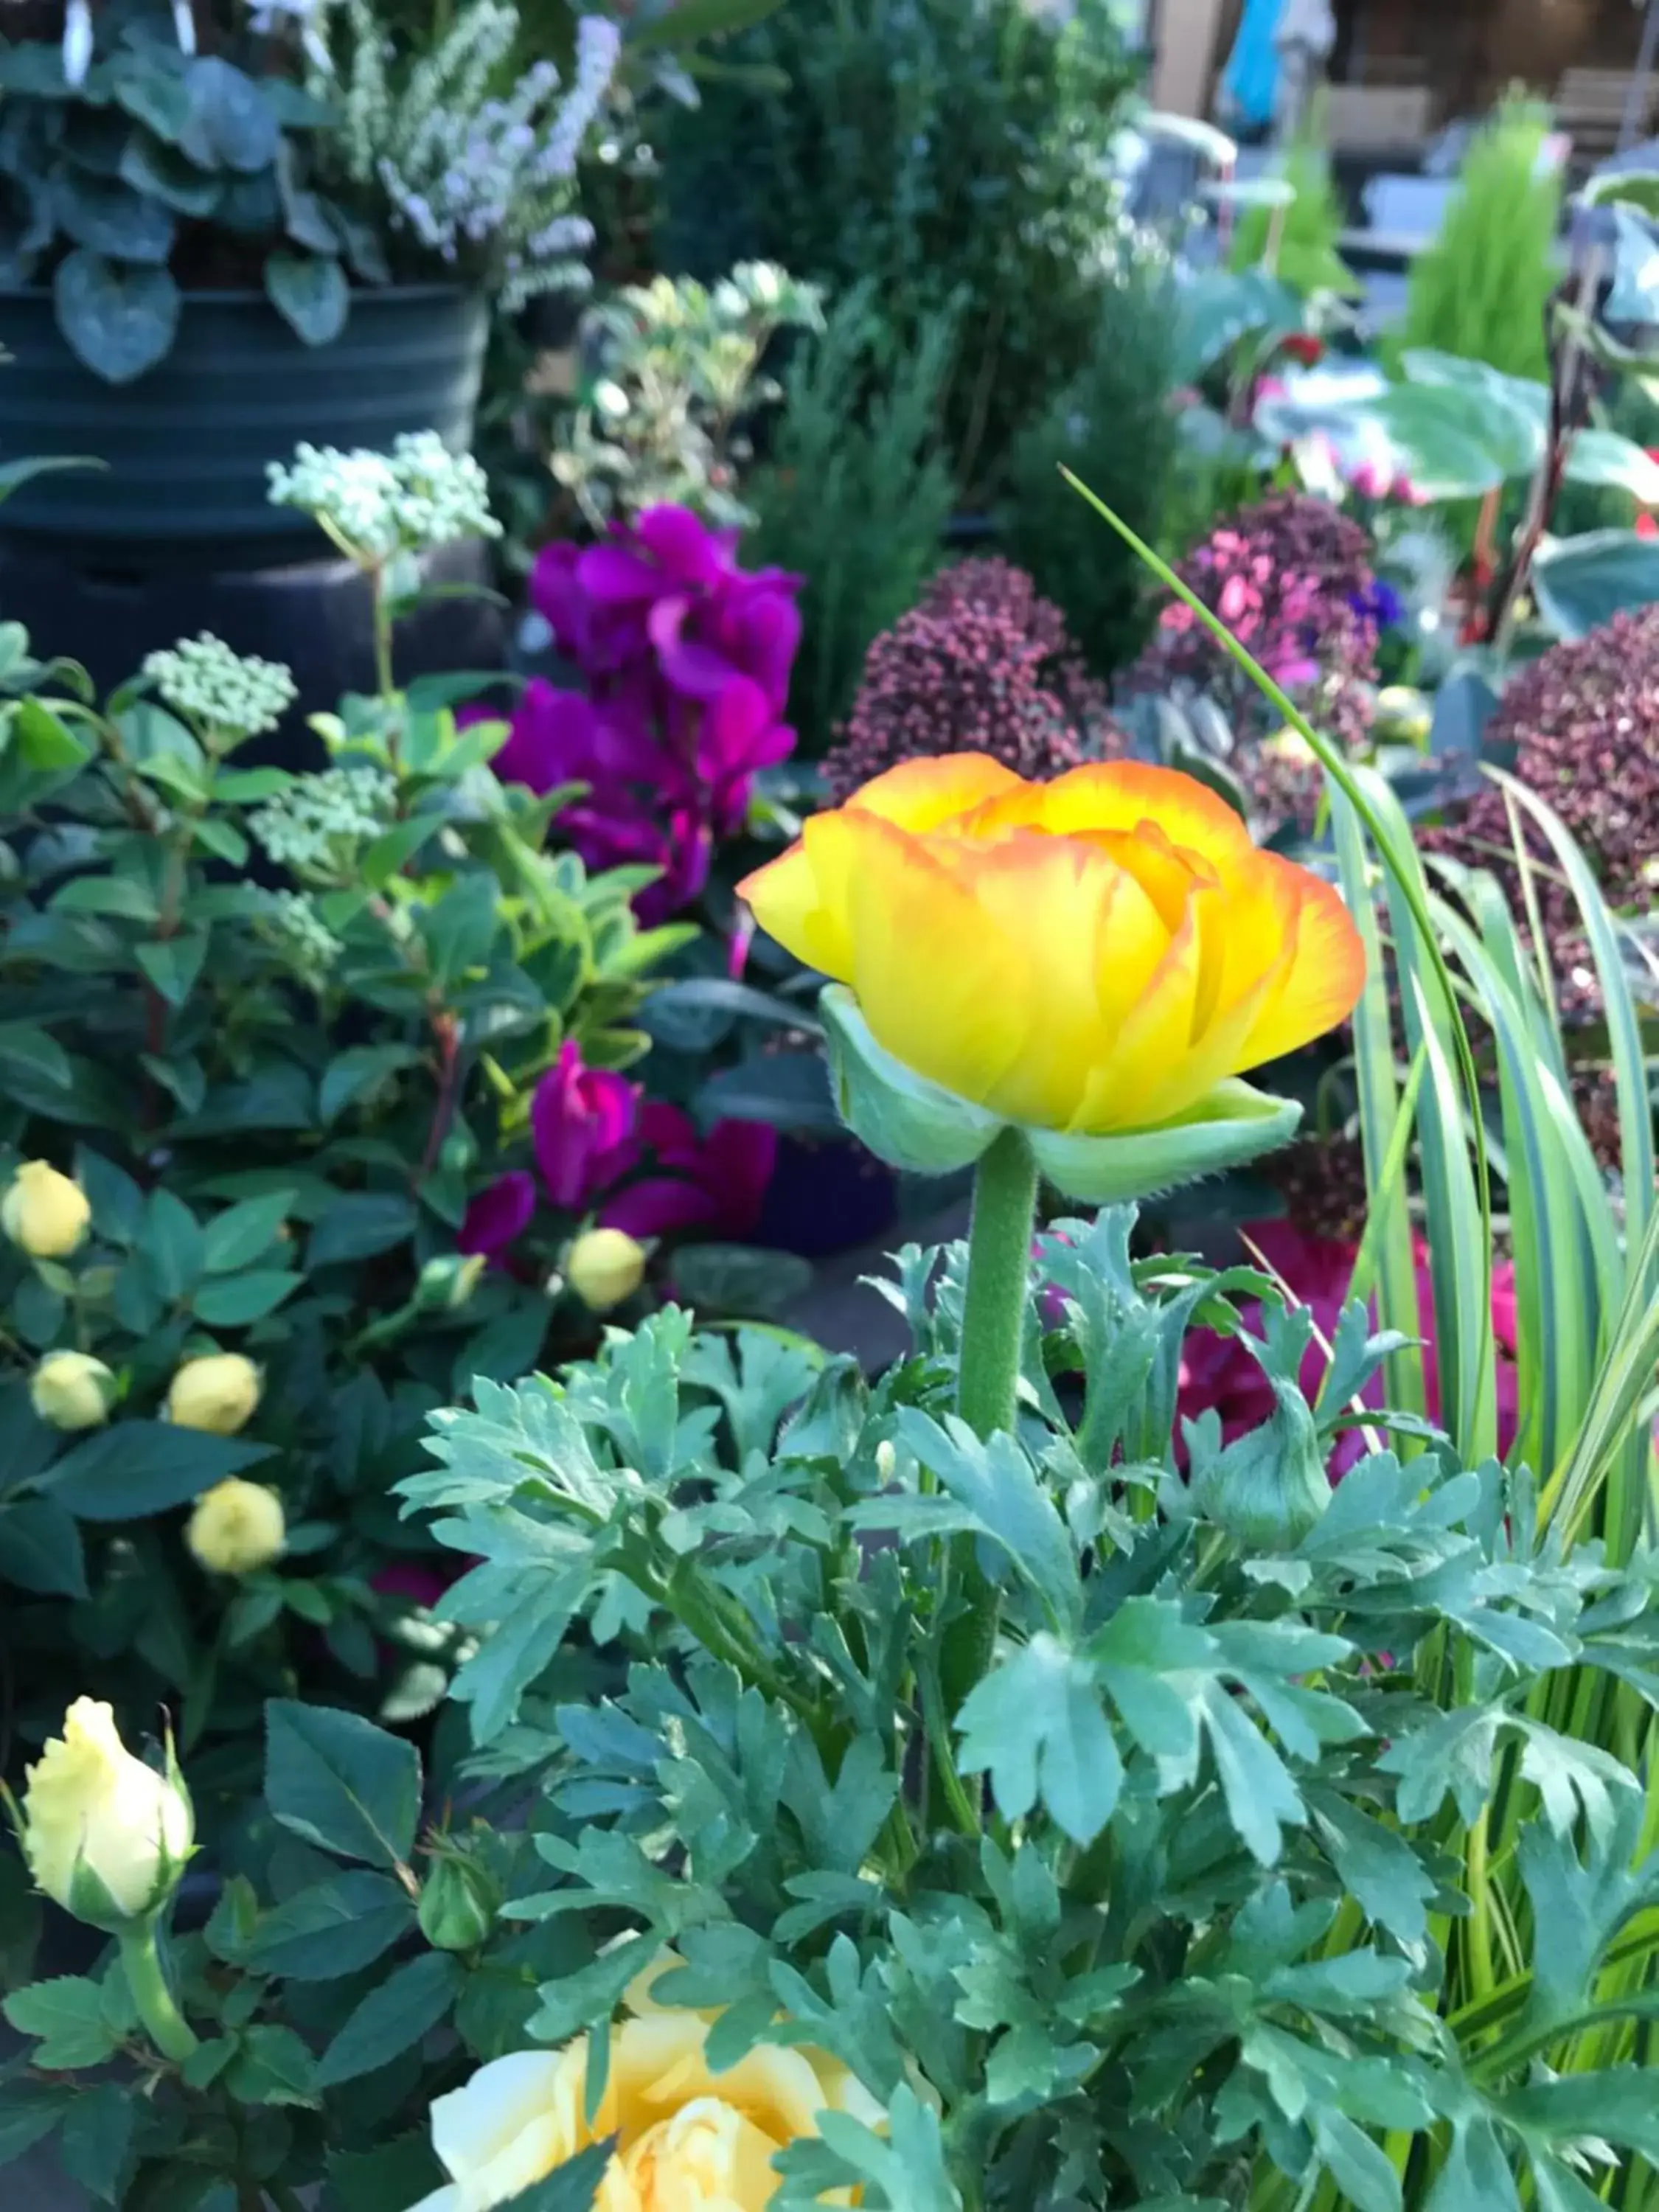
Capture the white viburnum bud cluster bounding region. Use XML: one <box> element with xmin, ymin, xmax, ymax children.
<box><xmin>267</xmin><ymin>434</ymin><xmax>500</xmax><ymax>563</ymax></box>
<box><xmin>258</xmin><ymin>889</ymin><xmax>344</xmax><ymax>987</ymax></box>
<box><xmin>142</xmin><ymin>633</ymin><xmax>299</xmax><ymax>741</ymax></box>
<box><xmin>248</xmin><ymin>766</ymin><xmax>397</xmax><ymax>877</ymax></box>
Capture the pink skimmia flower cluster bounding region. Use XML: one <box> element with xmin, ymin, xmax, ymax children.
<box><xmin>490</xmin><ymin>505</ymin><xmax>803</xmax><ymax>922</ymax></box>
<box><xmin>459</xmin><ymin>1040</ymin><xmax>776</xmax><ymax>1262</ymax></box>
<box><xmin>1175</xmin><ymin>1219</ymin><xmax>1520</xmax><ymax>1477</ymax></box>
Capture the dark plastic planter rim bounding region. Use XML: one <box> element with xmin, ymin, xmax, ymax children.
<box><xmin>0</xmin><ymin>279</ymin><xmax>477</xmax><ymax>307</ymax></box>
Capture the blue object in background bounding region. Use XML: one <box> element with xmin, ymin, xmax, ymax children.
<box><xmin>1221</xmin><ymin>0</ymin><xmax>1285</xmax><ymax>133</ymax></box>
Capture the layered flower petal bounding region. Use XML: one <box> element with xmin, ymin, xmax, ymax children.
<box><xmin>739</xmin><ymin>757</ymin><xmax>1365</xmax><ymax>1147</ymax></box>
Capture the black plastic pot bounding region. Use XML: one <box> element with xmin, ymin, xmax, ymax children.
<box><xmin>0</xmin><ymin>283</ymin><xmax>489</xmax><ymax>566</ymax></box>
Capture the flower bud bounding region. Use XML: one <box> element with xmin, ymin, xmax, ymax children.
<box><xmin>566</xmin><ymin>1228</ymin><xmax>647</xmax><ymax>1313</ymax></box>
<box><xmin>29</xmin><ymin>1351</ymin><xmax>117</xmax><ymax>1431</ymax></box>
<box><xmin>417</xmin><ymin>1854</ymin><xmax>497</xmax><ymax>1953</ymax></box>
<box><xmin>1374</xmin><ymin>685</ymin><xmax>1433</xmax><ymax>748</ymax></box>
<box><xmin>2</xmin><ymin>1161</ymin><xmax>91</xmax><ymax>1259</ymax></box>
<box><xmin>167</xmin><ymin>1352</ymin><xmax>261</xmax><ymax>1436</ymax></box>
<box><xmin>20</xmin><ymin>1699</ymin><xmax>193</xmax><ymax>1930</ymax></box>
<box><xmin>1187</xmin><ymin>1371</ymin><xmax>1331</xmax><ymax>1550</ymax></box>
<box><xmin>418</xmin><ymin>1252</ymin><xmax>488</xmax><ymax>1312</ymax></box>
<box><xmin>186</xmin><ymin>1479</ymin><xmax>286</xmax><ymax>1576</ymax></box>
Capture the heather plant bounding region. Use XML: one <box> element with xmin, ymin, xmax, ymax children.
<box><xmin>746</xmin><ymin>290</ymin><xmax>958</xmax><ymax>756</ymax></box>
<box><xmin>0</xmin><ymin>439</ymin><xmax>684</xmax><ymax>1801</ymax></box>
<box><xmin>823</xmin><ymin>559</ymin><xmax>1118</xmax><ymax>803</ymax></box>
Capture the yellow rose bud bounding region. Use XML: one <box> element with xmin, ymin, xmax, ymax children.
<box><xmin>738</xmin><ymin>757</ymin><xmax>1366</xmax><ymax>1199</ymax></box>
<box><xmin>408</xmin><ymin>1986</ymin><xmax>886</xmax><ymax>2212</ymax></box>
<box><xmin>20</xmin><ymin>1698</ymin><xmax>193</xmax><ymax>1928</ymax></box>
<box><xmin>566</xmin><ymin>1228</ymin><xmax>647</xmax><ymax>1314</ymax></box>
<box><xmin>166</xmin><ymin>1352</ymin><xmax>262</xmax><ymax>1436</ymax></box>
<box><xmin>1</xmin><ymin>1161</ymin><xmax>91</xmax><ymax>1259</ymax></box>
<box><xmin>29</xmin><ymin>1350</ymin><xmax>117</xmax><ymax>1431</ymax></box>
<box><xmin>186</xmin><ymin>1478</ymin><xmax>286</xmax><ymax>1576</ymax></box>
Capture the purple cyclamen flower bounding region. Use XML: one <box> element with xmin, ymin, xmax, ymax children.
<box><xmin>458</xmin><ymin>1169</ymin><xmax>538</xmax><ymax>1259</ymax></box>
<box><xmin>531</xmin><ymin>1040</ymin><xmax>641</xmax><ymax>1211</ymax></box>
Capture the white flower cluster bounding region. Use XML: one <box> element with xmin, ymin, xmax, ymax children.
<box><xmin>248</xmin><ymin>765</ymin><xmax>397</xmax><ymax>875</ymax></box>
<box><xmin>333</xmin><ymin>0</ymin><xmax>616</xmax><ymax>307</ymax></box>
<box><xmin>142</xmin><ymin>633</ymin><xmax>299</xmax><ymax>740</ymax></box>
<box><xmin>259</xmin><ymin>889</ymin><xmax>344</xmax><ymax>987</ymax></box>
<box><xmin>267</xmin><ymin>432</ymin><xmax>501</xmax><ymax>563</ymax></box>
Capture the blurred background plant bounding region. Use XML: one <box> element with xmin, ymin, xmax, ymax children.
<box><xmin>1394</xmin><ymin>93</ymin><xmax>1562</xmax><ymax>384</ymax></box>
<box><xmin>647</xmin><ymin>0</ymin><xmax>1141</xmax><ymax>503</ymax></box>
<box><xmin>1225</xmin><ymin>101</ymin><xmax>1360</xmax><ymax>304</ymax></box>
<box><xmin>1004</xmin><ymin>260</ymin><xmax>1184</xmax><ymax>683</ymax></box>
<box><xmin>490</xmin><ymin>261</ymin><xmax>824</xmax><ymax>562</ymax></box>
<box><xmin>745</xmin><ymin>290</ymin><xmax>957</xmax><ymax>757</ymax></box>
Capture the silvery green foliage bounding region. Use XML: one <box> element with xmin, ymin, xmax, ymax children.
<box><xmin>329</xmin><ymin>0</ymin><xmax>618</xmax><ymax>307</ymax></box>
<box><xmin>400</xmin><ymin>1208</ymin><xmax>1659</xmax><ymax>2209</ymax></box>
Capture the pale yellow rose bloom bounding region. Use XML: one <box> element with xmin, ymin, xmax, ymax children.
<box><xmin>2</xmin><ymin>1161</ymin><xmax>91</xmax><ymax>1259</ymax></box>
<box><xmin>21</xmin><ymin>1698</ymin><xmax>192</xmax><ymax>1922</ymax></box>
<box><xmin>167</xmin><ymin>1352</ymin><xmax>262</xmax><ymax>1436</ymax></box>
<box><xmin>566</xmin><ymin>1228</ymin><xmax>647</xmax><ymax>1314</ymax></box>
<box><xmin>406</xmin><ymin>2003</ymin><xmax>885</xmax><ymax>2212</ymax></box>
<box><xmin>187</xmin><ymin>1478</ymin><xmax>286</xmax><ymax>1576</ymax></box>
<box><xmin>30</xmin><ymin>1350</ymin><xmax>116</xmax><ymax>1430</ymax></box>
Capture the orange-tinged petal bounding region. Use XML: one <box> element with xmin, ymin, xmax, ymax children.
<box><xmin>1074</xmin><ymin>886</ymin><xmax>1217</xmax><ymax>1131</ymax></box>
<box><xmin>736</xmin><ymin>810</ymin><xmax>868</xmax><ymax>981</ymax></box>
<box><xmin>844</xmin><ymin>752</ymin><xmax>1025</xmax><ymax>832</ymax></box>
<box><xmin>1236</xmin><ymin>860</ymin><xmax>1368</xmax><ymax>1067</ymax></box>
<box><xmin>922</xmin><ymin>830</ymin><xmax>1147</xmax><ymax>1128</ymax></box>
<box><xmin>966</xmin><ymin>759</ymin><xmax>1254</xmax><ymax>867</ymax></box>
<box><xmin>841</xmin><ymin>815</ymin><xmax>1032</xmax><ymax>1110</ymax></box>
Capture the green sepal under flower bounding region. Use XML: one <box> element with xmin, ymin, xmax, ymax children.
<box><xmin>822</xmin><ymin>985</ymin><xmax>1304</xmax><ymax>1204</ymax></box>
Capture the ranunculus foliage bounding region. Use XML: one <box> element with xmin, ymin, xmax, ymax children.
<box><xmin>740</xmin><ymin>754</ymin><xmax>1365</xmax><ymax>1141</ymax></box>
<box><xmin>407</xmin><ymin>1993</ymin><xmax>883</xmax><ymax>2212</ymax></box>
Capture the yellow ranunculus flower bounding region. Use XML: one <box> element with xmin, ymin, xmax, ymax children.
<box><xmin>21</xmin><ymin>1698</ymin><xmax>193</xmax><ymax>1927</ymax></box>
<box><xmin>739</xmin><ymin>755</ymin><xmax>1366</xmax><ymax>1142</ymax></box>
<box><xmin>406</xmin><ymin>1985</ymin><xmax>886</xmax><ymax>2212</ymax></box>
<box><xmin>1</xmin><ymin>1160</ymin><xmax>91</xmax><ymax>1259</ymax></box>
<box><xmin>167</xmin><ymin>1352</ymin><xmax>262</xmax><ymax>1435</ymax></box>
<box><xmin>30</xmin><ymin>1350</ymin><xmax>116</xmax><ymax>1430</ymax></box>
<box><xmin>566</xmin><ymin>1228</ymin><xmax>647</xmax><ymax>1314</ymax></box>
<box><xmin>187</xmin><ymin>1478</ymin><xmax>286</xmax><ymax>1576</ymax></box>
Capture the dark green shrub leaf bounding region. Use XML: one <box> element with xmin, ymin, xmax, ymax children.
<box><xmin>145</xmin><ymin>1186</ymin><xmax>204</xmax><ymax>1296</ymax></box>
<box><xmin>135</xmin><ymin>931</ymin><xmax>208</xmax><ymax>1006</ymax></box>
<box><xmin>184</xmin><ymin>57</ymin><xmax>279</xmax><ymax>172</ymax></box>
<box><xmin>50</xmin><ymin>169</ymin><xmax>175</xmax><ymax>262</ymax></box>
<box><xmin>314</xmin><ymin>1951</ymin><xmax>461</xmax><ymax>2087</ymax></box>
<box><xmin>264</xmin><ymin>1699</ymin><xmax>421</xmax><ymax>1868</ymax></box>
<box><xmin>54</xmin><ymin>249</ymin><xmax>179</xmax><ymax>383</ymax></box>
<box><xmin>2</xmin><ymin>1978</ymin><xmax>119</xmax><ymax>2070</ymax></box>
<box><xmin>307</xmin><ymin>1193</ymin><xmax>417</xmax><ymax>1269</ymax></box>
<box><xmin>248</xmin><ymin>1871</ymin><xmax>415</xmax><ymax>1980</ymax></box>
<box><xmin>0</xmin><ymin>1498</ymin><xmax>87</xmax><ymax>1596</ymax></box>
<box><xmin>119</xmin><ymin>131</ymin><xmax>222</xmax><ymax>215</ymax></box>
<box><xmin>45</xmin><ymin>1423</ymin><xmax>275</xmax><ymax>1520</ymax></box>
<box><xmin>327</xmin><ymin>2131</ymin><xmax>445</xmax><ymax>2212</ymax></box>
<box><xmin>192</xmin><ymin>1270</ymin><xmax>300</xmax><ymax>1326</ymax></box>
<box><xmin>265</xmin><ymin>250</ymin><xmax>349</xmax><ymax>346</ymax></box>
<box><xmin>57</xmin><ymin>2081</ymin><xmax>134</xmax><ymax>2201</ymax></box>
<box><xmin>319</xmin><ymin>1046</ymin><xmax>423</xmax><ymax>1124</ymax></box>
<box><xmin>15</xmin><ymin>697</ymin><xmax>91</xmax><ymax>772</ymax></box>
<box><xmin>201</xmin><ymin>1189</ymin><xmax>296</xmax><ymax>1274</ymax></box>
<box><xmin>220</xmin><ymin>2025</ymin><xmax>319</xmax><ymax>2107</ymax></box>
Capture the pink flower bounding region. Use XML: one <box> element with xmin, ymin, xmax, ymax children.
<box><xmin>459</xmin><ymin>1170</ymin><xmax>538</xmax><ymax>1259</ymax></box>
<box><xmin>532</xmin><ymin>1041</ymin><xmax>641</xmax><ymax>1211</ymax></box>
<box><xmin>599</xmin><ymin>1102</ymin><xmax>777</xmax><ymax>1241</ymax></box>
<box><xmin>1175</xmin><ymin>1220</ymin><xmax>1522</xmax><ymax>1477</ymax></box>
